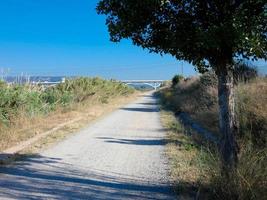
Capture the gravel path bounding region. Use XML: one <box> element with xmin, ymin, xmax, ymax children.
<box><xmin>0</xmin><ymin>93</ymin><xmax>174</xmax><ymax>200</ymax></box>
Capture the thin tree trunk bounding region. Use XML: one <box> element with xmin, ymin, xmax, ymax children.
<box><xmin>217</xmin><ymin>67</ymin><xmax>238</xmax><ymax>170</ymax></box>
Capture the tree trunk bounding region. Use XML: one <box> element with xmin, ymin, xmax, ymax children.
<box><xmin>217</xmin><ymin>67</ymin><xmax>238</xmax><ymax>170</ymax></box>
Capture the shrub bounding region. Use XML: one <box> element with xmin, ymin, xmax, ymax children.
<box><xmin>199</xmin><ymin>71</ymin><xmax>217</xmax><ymax>87</ymax></box>
<box><xmin>234</xmin><ymin>61</ymin><xmax>258</xmax><ymax>84</ymax></box>
<box><xmin>172</xmin><ymin>74</ymin><xmax>184</xmax><ymax>87</ymax></box>
<box><xmin>0</xmin><ymin>77</ymin><xmax>134</xmax><ymax>126</ymax></box>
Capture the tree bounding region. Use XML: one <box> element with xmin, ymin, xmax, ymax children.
<box><xmin>97</xmin><ymin>0</ymin><xmax>267</xmax><ymax>170</ymax></box>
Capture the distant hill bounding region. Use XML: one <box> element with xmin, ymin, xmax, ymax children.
<box><xmin>2</xmin><ymin>76</ymin><xmax>70</xmax><ymax>84</ymax></box>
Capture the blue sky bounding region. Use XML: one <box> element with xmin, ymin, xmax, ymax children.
<box><xmin>0</xmin><ymin>0</ymin><xmax>265</xmax><ymax>79</ymax></box>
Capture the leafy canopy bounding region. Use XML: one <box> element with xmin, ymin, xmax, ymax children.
<box><xmin>97</xmin><ymin>0</ymin><xmax>267</xmax><ymax>73</ymax></box>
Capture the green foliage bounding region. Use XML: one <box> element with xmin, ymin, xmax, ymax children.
<box><xmin>0</xmin><ymin>77</ymin><xmax>134</xmax><ymax>125</ymax></box>
<box><xmin>172</xmin><ymin>74</ymin><xmax>183</xmax><ymax>87</ymax></box>
<box><xmin>97</xmin><ymin>0</ymin><xmax>267</xmax><ymax>71</ymax></box>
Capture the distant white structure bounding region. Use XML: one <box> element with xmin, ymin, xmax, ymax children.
<box><xmin>32</xmin><ymin>77</ymin><xmax>65</xmax><ymax>86</ymax></box>
<box><xmin>121</xmin><ymin>80</ymin><xmax>165</xmax><ymax>90</ymax></box>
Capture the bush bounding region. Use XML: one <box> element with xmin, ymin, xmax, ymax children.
<box><xmin>172</xmin><ymin>74</ymin><xmax>184</xmax><ymax>87</ymax></box>
<box><xmin>234</xmin><ymin>61</ymin><xmax>258</xmax><ymax>84</ymax></box>
<box><xmin>0</xmin><ymin>77</ymin><xmax>134</xmax><ymax>126</ymax></box>
<box><xmin>199</xmin><ymin>71</ymin><xmax>217</xmax><ymax>87</ymax></box>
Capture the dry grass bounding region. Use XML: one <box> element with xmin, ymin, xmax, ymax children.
<box><xmin>197</xmin><ymin>145</ymin><xmax>267</xmax><ymax>200</ymax></box>
<box><xmin>161</xmin><ymin>75</ymin><xmax>267</xmax><ymax>138</ymax></box>
<box><xmin>0</xmin><ymin>91</ymin><xmax>139</xmax><ymax>153</ymax></box>
<box><xmin>159</xmin><ymin>74</ymin><xmax>267</xmax><ymax>200</ymax></box>
<box><xmin>160</xmin><ymin>74</ymin><xmax>220</xmax><ymax>135</ymax></box>
<box><xmin>236</xmin><ymin>78</ymin><xmax>267</xmax><ymax>147</ymax></box>
<box><xmin>160</xmin><ymin>110</ymin><xmax>204</xmax><ymax>199</ymax></box>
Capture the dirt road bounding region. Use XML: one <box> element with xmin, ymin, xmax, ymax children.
<box><xmin>0</xmin><ymin>93</ymin><xmax>174</xmax><ymax>200</ymax></box>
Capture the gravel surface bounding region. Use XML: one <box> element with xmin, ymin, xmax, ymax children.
<box><xmin>0</xmin><ymin>93</ymin><xmax>175</xmax><ymax>200</ymax></box>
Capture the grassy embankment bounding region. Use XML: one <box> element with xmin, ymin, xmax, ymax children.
<box><xmin>0</xmin><ymin>77</ymin><xmax>135</xmax><ymax>153</ymax></box>
<box><xmin>158</xmin><ymin>73</ymin><xmax>266</xmax><ymax>199</ymax></box>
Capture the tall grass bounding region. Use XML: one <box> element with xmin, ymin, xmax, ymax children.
<box><xmin>160</xmin><ymin>72</ymin><xmax>219</xmax><ymax>134</ymax></box>
<box><xmin>236</xmin><ymin>78</ymin><xmax>267</xmax><ymax>148</ymax></box>
<box><xmin>159</xmin><ymin>73</ymin><xmax>267</xmax><ymax>199</ymax></box>
<box><xmin>196</xmin><ymin>145</ymin><xmax>266</xmax><ymax>199</ymax></box>
<box><xmin>0</xmin><ymin>77</ymin><xmax>134</xmax><ymax>127</ymax></box>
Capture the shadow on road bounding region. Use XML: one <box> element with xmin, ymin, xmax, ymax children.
<box><xmin>141</xmin><ymin>94</ymin><xmax>154</xmax><ymax>98</ymax></box>
<box><xmin>0</xmin><ymin>154</ymin><xmax>173</xmax><ymax>200</ymax></box>
<box><xmin>137</xmin><ymin>102</ymin><xmax>158</xmax><ymax>106</ymax></box>
<box><xmin>120</xmin><ymin>107</ymin><xmax>159</xmax><ymax>113</ymax></box>
<box><xmin>96</xmin><ymin>137</ymin><xmax>166</xmax><ymax>146</ymax></box>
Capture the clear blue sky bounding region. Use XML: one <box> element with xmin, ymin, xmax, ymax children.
<box><xmin>0</xmin><ymin>0</ymin><xmax>265</xmax><ymax>79</ymax></box>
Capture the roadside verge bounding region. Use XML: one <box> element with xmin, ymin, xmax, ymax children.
<box><xmin>0</xmin><ymin>93</ymin><xmax>140</xmax><ymax>165</ymax></box>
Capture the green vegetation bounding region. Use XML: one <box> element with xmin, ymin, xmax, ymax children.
<box><xmin>0</xmin><ymin>77</ymin><xmax>134</xmax><ymax>126</ymax></box>
<box><xmin>159</xmin><ymin>73</ymin><xmax>267</xmax><ymax>199</ymax></box>
<box><xmin>171</xmin><ymin>75</ymin><xmax>184</xmax><ymax>88</ymax></box>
